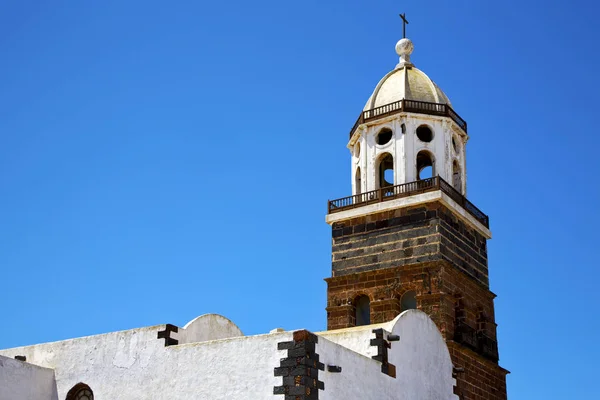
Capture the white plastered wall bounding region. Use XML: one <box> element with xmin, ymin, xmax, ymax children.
<box><xmin>0</xmin><ymin>311</ymin><xmax>457</xmax><ymax>400</ymax></box>
<box><xmin>319</xmin><ymin>310</ymin><xmax>458</xmax><ymax>400</ymax></box>
<box><xmin>0</xmin><ymin>354</ymin><xmax>58</xmax><ymax>400</ymax></box>
<box><xmin>349</xmin><ymin>114</ymin><xmax>468</xmax><ymax>195</ymax></box>
<box><xmin>0</xmin><ymin>323</ymin><xmax>287</xmax><ymax>400</ymax></box>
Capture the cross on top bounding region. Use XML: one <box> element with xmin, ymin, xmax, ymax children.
<box><xmin>399</xmin><ymin>13</ymin><xmax>409</xmax><ymax>38</ymax></box>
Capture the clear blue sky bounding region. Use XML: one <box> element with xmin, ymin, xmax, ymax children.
<box><xmin>1</xmin><ymin>1</ymin><xmax>598</xmax><ymax>398</ymax></box>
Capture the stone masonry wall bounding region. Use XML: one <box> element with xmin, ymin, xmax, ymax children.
<box><xmin>439</xmin><ymin>266</ymin><xmax>498</xmax><ymax>342</ymax></box>
<box><xmin>326</xmin><ymin>260</ymin><xmax>496</xmax><ymax>341</ymax></box>
<box><xmin>331</xmin><ymin>206</ymin><xmax>440</xmax><ymax>277</ymax></box>
<box><xmin>330</xmin><ymin>202</ymin><xmax>489</xmax><ymax>287</ymax></box>
<box><xmin>448</xmin><ymin>342</ymin><xmax>508</xmax><ymax>400</ymax></box>
<box><xmin>325</xmin><ymin>260</ymin><xmax>506</xmax><ymax>400</ymax></box>
<box><xmin>327</xmin><ymin>201</ymin><xmax>505</xmax><ymax>399</ymax></box>
<box><xmin>326</xmin><ymin>262</ymin><xmax>439</xmax><ymax>330</ymax></box>
<box><xmin>438</xmin><ymin>206</ymin><xmax>489</xmax><ymax>287</ymax></box>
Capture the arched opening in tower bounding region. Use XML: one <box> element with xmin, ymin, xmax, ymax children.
<box><xmin>452</xmin><ymin>135</ymin><xmax>460</xmax><ymax>153</ymax></box>
<box><xmin>416</xmin><ymin>150</ymin><xmax>434</xmax><ymax>180</ymax></box>
<box><xmin>377</xmin><ymin>153</ymin><xmax>394</xmax><ymax>189</ymax></box>
<box><xmin>354</xmin><ymin>295</ymin><xmax>371</xmax><ymax>326</ymax></box>
<box><xmin>452</xmin><ymin>160</ymin><xmax>462</xmax><ymax>192</ymax></box>
<box><xmin>355</xmin><ymin>167</ymin><xmax>362</xmax><ymax>196</ymax></box>
<box><xmin>400</xmin><ymin>290</ymin><xmax>417</xmax><ymax>311</ymax></box>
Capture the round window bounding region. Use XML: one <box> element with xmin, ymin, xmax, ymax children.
<box><xmin>376</xmin><ymin>128</ymin><xmax>393</xmax><ymax>145</ymax></box>
<box><xmin>416</xmin><ymin>125</ymin><xmax>434</xmax><ymax>142</ymax></box>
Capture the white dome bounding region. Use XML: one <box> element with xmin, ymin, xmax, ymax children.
<box><xmin>363</xmin><ymin>66</ymin><xmax>452</xmax><ymax>111</ymax></box>
<box><xmin>363</xmin><ymin>38</ymin><xmax>451</xmax><ymax>111</ymax></box>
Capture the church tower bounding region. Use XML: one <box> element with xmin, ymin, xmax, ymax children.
<box><xmin>325</xmin><ymin>31</ymin><xmax>509</xmax><ymax>399</ymax></box>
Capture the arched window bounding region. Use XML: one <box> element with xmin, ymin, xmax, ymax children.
<box><xmin>354</xmin><ymin>295</ymin><xmax>371</xmax><ymax>326</ymax></box>
<box><xmin>416</xmin><ymin>150</ymin><xmax>434</xmax><ymax>180</ymax></box>
<box><xmin>452</xmin><ymin>135</ymin><xmax>460</xmax><ymax>154</ymax></box>
<box><xmin>355</xmin><ymin>167</ymin><xmax>362</xmax><ymax>196</ymax></box>
<box><xmin>66</xmin><ymin>383</ymin><xmax>93</xmax><ymax>400</ymax></box>
<box><xmin>400</xmin><ymin>290</ymin><xmax>417</xmax><ymax>311</ymax></box>
<box><xmin>452</xmin><ymin>160</ymin><xmax>462</xmax><ymax>192</ymax></box>
<box><xmin>377</xmin><ymin>153</ymin><xmax>394</xmax><ymax>189</ymax></box>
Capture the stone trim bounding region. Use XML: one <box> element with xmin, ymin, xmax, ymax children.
<box><xmin>370</xmin><ymin>328</ymin><xmax>396</xmax><ymax>378</ymax></box>
<box><xmin>274</xmin><ymin>330</ymin><xmax>325</xmax><ymax>399</ymax></box>
<box><xmin>157</xmin><ymin>324</ymin><xmax>179</xmax><ymax>347</ymax></box>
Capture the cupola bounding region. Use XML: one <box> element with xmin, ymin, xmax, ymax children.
<box><xmin>345</xmin><ymin>36</ymin><xmax>469</xmax><ymax>204</ymax></box>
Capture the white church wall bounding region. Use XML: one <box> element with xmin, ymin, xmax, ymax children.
<box><xmin>0</xmin><ymin>354</ymin><xmax>58</xmax><ymax>400</ymax></box>
<box><xmin>317</xmin><ymin>335</ymin><xmax>391</xmax><ymax>400</ymax></box>
<box><xmin>0</xmin><ymin>311</ymin><xmax>457</xmax><ymax>400</ymax></box>
<box><xmin>389</xmin><ymin>310</ymin><xmax>458</xmax><ymax>400</ymax></box>
<box><xmin>0</xmin><ymin>322</ymin><xmax>286</xmax><ymax>400</ymax></box>
<box><xmin>320</xmin><ymin>310</ymin><xmax>458</xmax><ymax>400</ymax></box>
<box><xmin>351</xmin><ymin>114</ymin><xmax>467</xmax><ymax>194</ymax></box>
<box><xmin>318</xmin><ymin>323</ymin><xmax>386</xmax><ymax>358</ymax></box>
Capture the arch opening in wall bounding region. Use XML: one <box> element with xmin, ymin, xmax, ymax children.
<box><xmin>376</xmin><ymin>128</ymin><xmax>393</xmax><ymax>145</ymax></box>
<box><xmin>400</xmin><ymin>290</ymin><xmax>417</xmax><ymax>311</ymax></box>
<box><xmin>66</xmin><ymin>383</ymin><xmax>94</xmax><ymax>400</ymax></box>
<box><xmin>452</xmin><ymin>135</ymin><xmax>460</xmax><ymax>154</ymax></box>
<box><xmin>354</xmin><ymin>142</ymin><xmax>361</xmax><ymax>158</ymax></box>
<box><xmin>377</xmin><ymin>153</ymin><xmax>394</xmax><ymax>189</ymax></box>
<box><xmin>452</xmin><ymin>160</ymin><xmax>462</xmax><ymax>192</ymax></box>
<box><xmin>416</xmin><ymin>150</ymin><xmax>434</xmax><ymax>180</ymax></box>
<box><xmin>354</xmin><ymin>295</ymin><xmax>371</xmax><ymax>326</ymax></box>
<box><xmin>416</xmin><ymin>125</ymin><xmax>434</xmax><ymax>142</ymax></box>
<box><xmin>355</xmin><ymin>167</ymin><xmax>362</xmax><ymax>196</ymax></box>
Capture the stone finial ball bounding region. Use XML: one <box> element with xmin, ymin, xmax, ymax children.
<box><xmin>395</xmin><ymin>38</ymin><xmax>414</xmax><ymax>56</ymax></box>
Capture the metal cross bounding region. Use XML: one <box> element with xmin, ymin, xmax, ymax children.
<box><xmin>399</xmin><ymin>13</ymin><xmax>409</xmax><ymax>38</ymax></box>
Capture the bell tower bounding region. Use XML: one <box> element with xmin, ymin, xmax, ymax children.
<box><xmin>352</xmin><ymin>37</ymin><xmax>467</xmax><ymax>198</ymax></box>
<box><xmin>325</xmin><ymin>33</ymin><xmax>508</xmax><ymax>399</ymax></box>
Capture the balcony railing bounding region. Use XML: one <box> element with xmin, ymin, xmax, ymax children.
<box><xmin>349</xmin><ymin>99</ymin><xmax>467</xmax><ymax>139</ymax></box>
<box><xmin>327</xmin><ymin>176</ymin><xmax>489</xmax><ymax>228</ymax></box>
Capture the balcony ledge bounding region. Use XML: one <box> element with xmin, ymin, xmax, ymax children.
<box><xmin>325</xmin><ymin>190</ymin><xmax>491</xmax><ymax>239</ymax></box>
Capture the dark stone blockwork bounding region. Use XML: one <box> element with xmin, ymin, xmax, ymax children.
<box><xmin>274</xmin><ymin>330</ymin><xmax>325</xmax><ymax>400</ymax></box>
<box><xmin>370</xmin><ymin>328</ymin><xmax>396</xmax><ymax>378</ymax></box>
<box><xmin>157</xmin><ymin>324</ymin><xmax>179</xmax><ymax>347</ymax></box>
<box><xmin>330</xmin><ymin>202</ymin><xmax>489</xmax><ymax>287</ymax></box>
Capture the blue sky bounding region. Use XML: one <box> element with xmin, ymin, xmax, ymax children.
<box><xmin>1</xmin><ymin>0</ymin><xmax>598</xmax><ymax>398</ymax></box>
